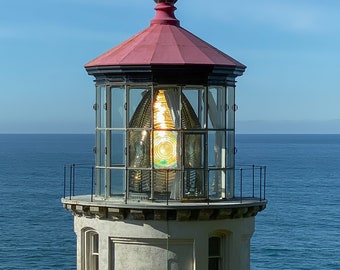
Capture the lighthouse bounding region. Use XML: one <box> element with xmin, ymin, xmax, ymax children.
<box><xmin>62</xmin><ymin>1</ymin><xmax>267</xmax><ymax>269</ymax></box>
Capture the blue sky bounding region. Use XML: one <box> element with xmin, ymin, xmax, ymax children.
<box><xmin>1</xmin><ymin>0</ymin><xmax>339</xmax><ymax>133</ymax></box>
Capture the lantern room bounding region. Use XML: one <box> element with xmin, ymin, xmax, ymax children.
<box><xmin>85</xmin><ymin>0</ymin><xmax>246</xmax><ymax>203</ymax></box>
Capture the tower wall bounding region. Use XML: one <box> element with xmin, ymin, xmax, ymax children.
<box><xmin>74</xmin><ymin>216</ymin><xmax>255</xmax><ymax>270</ymax></box>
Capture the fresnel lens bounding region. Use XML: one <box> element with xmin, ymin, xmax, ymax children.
<box><xmin>129</xmin><ymin>89</ymin><xmax>202</xmax><ymax>199</ymax></box>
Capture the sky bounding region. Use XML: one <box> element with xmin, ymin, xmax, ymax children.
<box><xmin>1</xmin><ymin>0</ymin><xmax>340</xmax><ymax>134</ymax></box>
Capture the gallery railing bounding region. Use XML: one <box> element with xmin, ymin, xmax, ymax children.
<box><xmin>63</xmin><ymin>164</ymin><xmax>95</xmax><ymax>202</ymax></box>
<box><xmin>235</xmin><ymin>164</ymin><xmax>267</xmax><ymax>203</ymax></box>
<box><xmin>63</xmin><ymin>164</ymin><xmax>266</xmax><ymax>203</ymax></box>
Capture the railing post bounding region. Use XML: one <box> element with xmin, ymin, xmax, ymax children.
<box><xmin>125</xmin><ymin>168</ymin><xmax>128</xmax><ymax>204</ymax></box>
<box><xmin>63</xmin><ymin>165</ymin><xmax>66</xmax><ymax>198</ymax></box>
<box><xmin>72</xmin><ymin>164</ymin><xmax>76</xmax><ymax>197</ymax></box>
<box><xmin>166</xmin><ymin>170</ymin><xmax>169</xmax><ymax>206</ymax></box>
<box><xmin>259</xmin><ymin>166</ymin><xmax>263</xmax><ymax>201</ymax></box>
<box><xmin>91</xmin><ymin>166</ymin><xmax>94</xmax><ymax>202</ymax></box>
<box><xmin>252</xmin><ymin>164</ymin><xmax>255</xmax><ymax>198</ymax></box>
<box><xmin>240</xmin><ymin>168</ymin><xmax>243</xmax><ymax>203</ymax></box>
<box><xmin>69</xmin><ymin>165</ymin><xmax>72</xmax><ymax>200</ymax></box>
<box><xmin>207</xmin><ymin>168</ymin><xmax>210</xmax><ymax>206</ymax></box>
<box><xmin>233</xmin><ymin>168</ymin><xmax>236</xmax><ymax>199</ymax></box>
<box><xmin>264</xmin><ymin>166</ymin><xmax>267</xmax><ymax>200</ymax></box>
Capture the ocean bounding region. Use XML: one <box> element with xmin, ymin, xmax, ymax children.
<box><xmin>0</xmin><ymin>134</ymin><xmax>339</xmax><ymax>269</ymax></box>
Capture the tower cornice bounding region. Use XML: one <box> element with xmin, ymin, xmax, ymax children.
<box><xmin>62</xmin><ymin>196</ymin><xmax>266</xmax><ymax>221</ymax></box>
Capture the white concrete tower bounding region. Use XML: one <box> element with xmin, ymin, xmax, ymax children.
<box><xmin>62</xmin><ymin>1</ymin><xmax>267</xmax><ymax>269</ymax></box>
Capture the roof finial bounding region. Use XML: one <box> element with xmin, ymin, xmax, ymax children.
<box><xmin>151</xmin><ymin>0</ymin><xmax>180</xmax><ymax>26</ymax></box>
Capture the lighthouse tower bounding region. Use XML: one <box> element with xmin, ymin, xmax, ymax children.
<box><xmin>62</xmin><ymin>1</ymin><xmax>267</xmax><ymax>269</ymax></box>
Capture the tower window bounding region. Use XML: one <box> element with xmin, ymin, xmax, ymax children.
<box><xmin>209</xmin><ymin>236</ymin><xmax>221</xmax><ymax>270</ymax></box>
<box><xmin>85</xmin><ymin>230</ymin><xmax>99</xmax><ymax>270</ymax></box>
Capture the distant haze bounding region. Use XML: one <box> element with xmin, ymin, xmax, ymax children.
<box><xmin>237</xmin><ymin>120</ymin><xmax>340</xmax><ymax>134</ymax></box>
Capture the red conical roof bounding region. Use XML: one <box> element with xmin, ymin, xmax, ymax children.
<box><xmin>85</xmin><ymin>2</ymin><xmax>245</xmax><ymax>69</ymax></box>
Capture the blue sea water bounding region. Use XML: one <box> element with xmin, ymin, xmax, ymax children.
<box><xmin>237</xmin><ymin>135</ymin><xmax>340</xmax><ymax>270</ymax></box>
<box><xmin>0</xmin><ymin>134</ymin><xmax>340</xmax><ymax>269</ymax></box>
<box><xmin>0</xmin><ymin>134</ymin><xmax>93</xmax><ymax>270</ymax></box>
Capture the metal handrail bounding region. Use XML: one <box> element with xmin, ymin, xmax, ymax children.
<box><xmin>63</xmin><ymin>164</ymin><xmax>95</xmax><ymax>202</ymax></box>
<box><xmin>63</xmin><ymin>164</ymin><xmax>267</xmax><ymax>203</ymax></box>
<box><xmin>234</xmin><ymin>165</ymin><xmax>267</xmax><ymax>202</ymax></box>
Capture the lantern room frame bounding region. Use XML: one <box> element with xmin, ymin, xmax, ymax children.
<box><xmin>90</xmin><ymin>67</ymin><xmax>242</xmax><ymax>202</ymax></box>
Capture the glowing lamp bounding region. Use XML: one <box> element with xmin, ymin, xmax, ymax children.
<box><xmin>153</xmin><ymin>90</ymin><xmax>178</xmax><ymax>169</ymax></box>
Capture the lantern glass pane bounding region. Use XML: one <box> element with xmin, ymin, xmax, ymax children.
<box><xmin>128</xmin><ymin>130</ymin><xmax>151</xmax><ymax>168</ymax></box>
<box><xmin>184</xmin><ymin>133</ymin><xmax>204</xmax><ymax>169</ymax></box>
<box><xmin>96</xmin><ymin>168</ymin><xmax>105</xmax><ymax>196</ymax></box>
<box><xmin>226</xmin><ymin>86</ymin><xmax>235</xmax><ymax>130</ymax></box>
<box><xmin>182</xmin><ymin>88</ymin><xmax>204</xmax><ymax>128</ymax></box>
<box><xmin>153</xmin><ymin>130</ymin><xmax>178</xmax><ymax>169</ymax></box>
<box><xmin>207</xmin><ymin>87</ymin><xmax>226</xmax><ymax>129</ymax></box>
<box><xmin>208</xmin><ymin>131</ymin><xmax>226</xmax><ymax>168</ymax></box>
<box><xmin>226</xmin><ymin>130</ymin><xmax>235</xmax><ymax>168</ymax></box>
<box><xmin>183</xmin><ymin>169</ymin><xmax>205</xmax><ymax>198</ymax></box>
<box><xmin>128</xmin><ymin>169</ymin><xmax>151</xmax><ymax>194</ymax></box>
<box><xmin>110</xmin><ymin>130</ymin><xmax>125</xmax><ymax>166</ymax></box>
<box><xmin>110</xmin><ymin>169</ymin><xmax>125</xmax><ymax>196</ymax></box>
<box><xmin>100</xmin><ymin>86</ymin><xmax>106</xmax><ymax>128</ymax></box>
<box><xmin>129</xmin><ymin>88</ymin><xmax>151</xmax><ymax>127</ymax></box>
<box><xmin>111</xmin><ymin>87</ymin><xmax>125</xmax><ymax>128</ymax></box>
<box><xmin>153</xmin><ymin>169</ymin><xmax>179</xmax><ymax>199</ymax></box>
<box><xmin>96</xmin><ymin>130</ymin><xmax>106</xmax><ymax>167</ymax></box>
<box><xmin>209</xmin><ymin>169</ymin><xmax>225</xmax><ymax>199</ymax></box>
